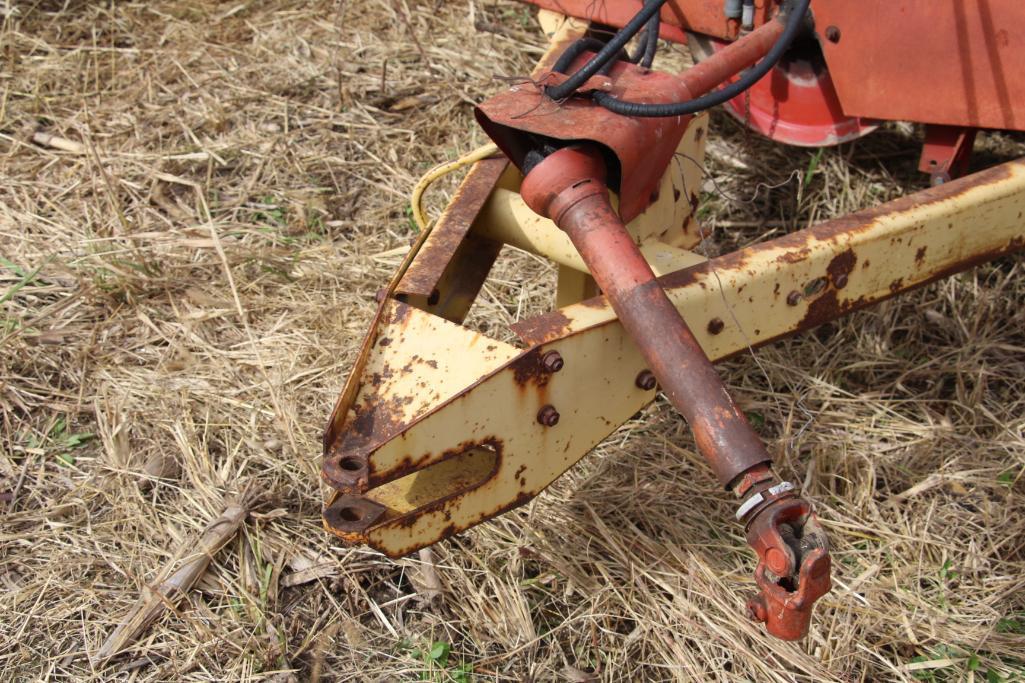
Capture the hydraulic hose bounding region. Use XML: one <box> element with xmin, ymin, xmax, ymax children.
<box><xmin>553</xmin><ymin>37</ymin><xmax>634</xmax><ymax>77</ymax></box>
<box><xmin>636</xmin><ymin>0</ymin><xmax>662</xmax><ymax>68</ymax></box>
<box><xmin>545</xmin><ymin>0</ymin><xmax>668</xmax><ymax>101</ymax></box>
<box><xmin>591</xmin><ymin>0</ymin><xmax>811</xmax><ymax>116</ymax></box>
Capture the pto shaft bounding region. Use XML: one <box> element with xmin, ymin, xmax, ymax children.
<box><xmin>519</xmin><ymin>145</ymin><xmax>831</xmax><ymax>640</ymax></box>
<box><xmin>520</xmin><ymin>146</ymin><xmax>769</xmax><ymax>488</ymax></box>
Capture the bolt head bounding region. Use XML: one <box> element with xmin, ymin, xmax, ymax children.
<box><xmin>707</xmin><ymin>318</ymin><xmax>725</xmax><ymax>335</ymax></box>
<box><xmin>635</xmin><ymin>370</ymin><xmax>657</xmax><ymax>391</ymax></box>
<box><xmin>765</xmin><ymin>547</ymin><xmax>791</xmax><ymax>576</ymax></box>
<box><xmin>786</xmin><ymin>290</ymin><xmax>802</xmax><ymax>306</ymax></box>
<box><xmin>537</xmin><ymin>405</ymin><xmax>560</xmax><ymax>427</ymax></box>
<box><xmin>541</xmin><ymin>350</ymin><xmax>564</xmax><ymax>373</ymax></box>
<box><xmin>825</xmin><ymin>25</ymin><xmax>841</xmax><ymax>43</ymax></box>
<box><xmin>834</xmin><ymin>273</ymin><xmax>849</xmax><ymax>289</ymax></box>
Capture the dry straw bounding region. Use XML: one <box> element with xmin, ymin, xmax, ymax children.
<box><xmin>1</xmin><ymin>1</ymin><xmax>1023</xmax><ymax>681</ymax></box>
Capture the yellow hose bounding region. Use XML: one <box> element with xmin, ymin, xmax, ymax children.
<box><xmin>410</xmin><ymin>143</ymin><xmax>499</xmax><ymax>231</ymax></box>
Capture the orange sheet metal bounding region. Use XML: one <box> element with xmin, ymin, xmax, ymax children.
<box><xmin>815</xmin><ymin>0</ymin><xmax>1025</xmax><ymax>131</ymax></box>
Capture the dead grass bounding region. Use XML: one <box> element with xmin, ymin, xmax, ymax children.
<box><xmin>2</xmin><ymin>1</ymin><xmax>1024</xmax><ymax>681</ymax></box>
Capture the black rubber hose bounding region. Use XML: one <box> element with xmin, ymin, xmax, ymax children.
<box><xmin>639</xmin><ymin>0</ymin><xmax>661</xmax><ymax>68</ymax></box>
<box><xmin>592</xmin><ymin>0</ymin><xmax>811</xmax><ymax>117</ymax></box>
<box><xmin>629</xmin><ymin>0</ymin><xmax>661</xmax><ymax>68</ymax></box>
<box><xmin>554</xmin><ymin>37</ymin><xmax>635</xmax><ymax>79</ymax></box>
<box><xmin>554</xmin><ymin>38</ymin><xmax>607</xmax><ymax>74</ymax></box>
<box><xmin>545</xmin><ymin>0</ymin><xmax>668</xmax><ymax>101</ymax></box>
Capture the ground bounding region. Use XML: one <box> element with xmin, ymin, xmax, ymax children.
<box><xmin>2</xmin><ymin>1</ymin><xmax>1024</xmax><ymax>681</ymax></box>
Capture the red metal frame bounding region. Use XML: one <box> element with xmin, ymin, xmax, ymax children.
<box><xmin>811</xmin><ymin>0</ymin><xmax>1025</xmax><ymax>131</ymax></box>
<box><xmin>519</xmin><ymin>0</ymin><xmax>1025</xmax><ymax>135</ymax></box>
<box><xmin>918</xmin><ymin>125</ymin><xmax>978</xmax><ymax>185</ymax></box>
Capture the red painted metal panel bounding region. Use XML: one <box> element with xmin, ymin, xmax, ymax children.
<box><xmin>815</xmin><ymin>0</ymin><xmax>1025</xmax><ymax>131</ymax></box>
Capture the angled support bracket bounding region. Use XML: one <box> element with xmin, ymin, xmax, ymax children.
<box><xmin>322</xmin><ymin>149</ymin><xmax>1025</xmax><ymax>556</ymax></box>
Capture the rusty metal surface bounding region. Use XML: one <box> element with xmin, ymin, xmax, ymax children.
<box><xmin>394</xmin><ymin>12</ymin><xmax>591</xmax><ymax>303</ymax></box>
<box><xmin>320</xmin><ymin>148</ymin><xmax>1025</xmax><ymax>556</ymax></box>
<box><xmin>513</xmin><ymin>158</ymin><xmax>1025</xmax><ymax>349</ymax></box>
<box><xmin>397</xmin><ymin>157</ymin><xmax>508</xmax><ymax>301</ymax></box>
<box><xmin>676</xmin><ymin>16</ymin><xmax>784</xmax><ymax>100</ymax></box>
<box><xmin>815</xmin><ymin>0</ymin><xmax>1025</xmax><ymax>131</ymax></box>
<box><xmin>743</xmin><ymin>495</ymin><xmax>831</xmax><ymax>640</ymax></box>
<box><xmin>320</xmin><ymin>8</ymin><xmax>1025</xmax><ymax>608</ymax></box>
<box><xmin>520</xmin><ymin>145</ymin><xmax>771</xmax><ymax>487</ymax></box>
<box><xmin>477</xmin><ymin>18</ymin><xmax>783</xmax><ymax>223</ymax></box>
<box><xmin>322</xmin><ymin>299</ymin><xmax>522</xmax><ymax>492</ymax></box>
<box><xmin>324</xmin><ymin>326</ymin><xmax>660</xmax><ymax>557</ymax></box>
<box><xmin>918</xmin><ymin>125</ymin><xmax>978</xmax><ymax>185</ymax></box>
<box><xmin>518</xmin><ymin>0</ymin><xmax>775</xmax><ymax>41</ymax></box>
<box><xmin>474</xmin><ymin>114</ymin><xmax>710</xmax><ymax>270</ymax></box>
<box><xmin>476</xmin><ymin>57</ymin><xmax>693</xmax><ymax>223</ymax></box>
<box><xmin>321</xmin><ymin>15</ymin><xmax>592</xmax><ymax>458</ymax></box>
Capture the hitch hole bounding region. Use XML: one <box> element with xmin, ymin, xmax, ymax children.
<box><xmin>777</xmin><ymin>576</ymin><xmax>798</xmax><ymax>593</ymax></box>
<box><xmin>339</xmin><ymin>457</ymin><xmax>364</xmax><ymax>472</ymax></box>
<box><xmin>338</xmin><ymin>507</ymin><xmax>364</xmax><ymax>522</ymax></box>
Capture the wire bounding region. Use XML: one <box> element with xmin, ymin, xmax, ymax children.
<box><xmin>545</xmin><ymin>0</ymin><xmax>668</xmax><ymax>101</ymax></box>
<box><xmin>591</xmin><ymin>0</ymin><xmax>811</xmax><ymax>117</ymax></box>
<box><xmin>410</xmin><ymin>143</ymin><xmax>499</xmax><ymax>232</ymax></box>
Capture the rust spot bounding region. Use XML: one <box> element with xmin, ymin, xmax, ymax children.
<box><xmin>790</xmin><ymin>233</ymin><xmax>1025</xmax><ymax>343</ymax></box>
<box><xmin>826</xmin><ymin>249</ymin><xmax>856</xmax><ymax>284</ymax></box>
<box><xmin>799</xmin><ymin>289</ymin><xmax>842</xmax><ymax>331</ymax></box>
<box><xmin>776</xmin><ymin>247</ymin><xmax>812</xmax><ymax>265</ymax></box>
<box><xmin>510</xmin><ymin>347</ymin><xmax>554</xmax><ymax>388</ymax></box>
<box><xmin>915</xmin><ymin>246</ymin><xmax>928</xmax><ymax>264</ymax></box>
<box><xmin>511</xmin><ymin>310</ymin><xmax>573</xmax><ymax>347</ymax></box>
<box><xmin>389</xmin><ymin>300</ymin><xmax>413</xmax><ymax>327</ymax></box>
<box><xmin>323</xmin><ymin>495</ymin><xmax>386</xmax><ymax>535</ymax></box>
